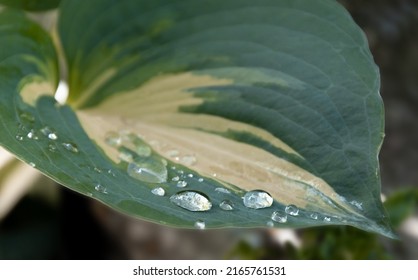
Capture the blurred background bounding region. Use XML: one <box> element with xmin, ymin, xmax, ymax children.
<box><xmin>0</xmin><ymin>0</ymin><xmax>417</xmax><ymax>259</ymax></box>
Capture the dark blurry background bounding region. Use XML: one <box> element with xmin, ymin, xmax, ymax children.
<box><xmin>0</xmin><ymin>0</ymin><xmax>417</xmax><ymax>259</ymax></box>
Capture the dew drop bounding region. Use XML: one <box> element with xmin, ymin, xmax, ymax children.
<box><xmin>119</xmin><ymin>150</ymin><xmax>134</xmax><ymax>162</ymax></box>
<box><xmin>219</xmin><ymin>200</ymin><xmax>234</xmax><ymax>211</ymax></box>
<box><xmin>198</xmin><ymin>178</ymin><xmax>204</xmax><ymax>182</ymax></box>
<box><xmin>180</xmin><ymin>155</ymin><xmax>197</xmax><ymax>166</ymax></box>
<box><xmin>266</xmin><ymin>221</ymin><xmax>274</xmax><ymax>228</ymax></box>
<box><xmin>271</xmin><ymin>211</ymin><xmax>288</xmax><ymax>223</ymax></box>
<box><xmin>171</xmin><ymin>176</ymin><xmax>180</xmax><ymax>182</ymax></box>
<box><xmin>285</xmin><ymin>204</ymin><xmax>299</xmax><ymax>216</ymax></box>
<box><xmin>62</xmin><ymin>142</ymin><xmax>79</xmax><ymax>153</ymax></box>
<box><xmin>107</xmin><ymin>169</ymin><xmax>116</xmax><ymax>177</ymax></box>
<box><xmin>15</xmin><ymin>134</ymin><xmax>24</xmax><ymax>141</ymax></box>
<box><xmin>105</xmin><ymin>131</ymin><xmax>122</xmax><ymax>147</ymax></box>
<box><xmin>94</xmin><ymin>167</ymin><xmax>102</xmax><ymax>173</ymax></box>
<box><xmin>27</xmin><ymin>129</ymin><xmax>39</xmax><ymax>140</ymax></box>
<box><xmin>48</xmin><ymin>143</ymin><xmax>57</xmax><ymax>152</ymax></box>
<box><xmin>136</xmin><ymin>145</ymin><xmax>152</xmax><ymax>157</ymax></box>
<box><xmin>151</xmin><ymin>187</ymin><xmax>165</xmax><ymax>196</ymax></box>
<box><xmin>176</xmin><ymin>180</ymin><xmax>188</xmax><ymax>188</ymax></box>
<box><xmin>215</xmin><ymin>187</ymin><xmax>230</xmax><ymax>194</ymax></box>
<box><xmin>324</xmin><ymin>217</ymin><xmax>331</xmax><ymax>222</ymax></box>
<box><xmin>187</xmin><ymin>174</ymin><xmax>194</xmax><ymax>178</ymax></box>
<box><xmin>194</xmin><ymin>220</ymin><xmax>205</xmax><ymax>230</ymax></box>
<box><xmin>310</xmin><ymin>212</ymin><xmax>319</xmax><ymax>220</ymax></box>
<box><xmin>29</xmin><ymin>162</ymin><xmax>36</xmax><ymax>168</ymax></box>
<box><xmin>243</xmin><ymin>190</ymin><xmax>273</xmax><ymax>209</ymax></box>
<box><xmin>40</xmin><ymin>127</ymin><xmax>58</xmax><ymax>140</ymax></box>
<box><xmin>350</xmin><ymin>200</ymin><xmax>363</xmax><ymax>211</ymax></box>
<box><xmin>170</xmin><ymin>191</ymin><xmax>212</xmax><ymax>212</ymax></box>
<box><xmin>127</xmin><ymin>157</ymin><xmax>168</xmax><ymax>183</ymax></box>
<box><xmin>94</xmin><ymin>184</ymin><xmax>108</xmax><ymax>194</ymax></box>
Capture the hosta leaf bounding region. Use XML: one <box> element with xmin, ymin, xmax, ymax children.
<box><xmin>0</xmin><ymin>0</ymin><xmax>60</xmax><ymax>11</ymax></box>
<box><xmin>0</xmin><ymin>0</ymin><xmax>395</xmax><ymax>237</ymax></box>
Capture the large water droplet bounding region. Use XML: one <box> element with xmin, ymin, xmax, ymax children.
<box><xmin>176</xmin><ymin>180</ymin><xmax>188</xmax><ymax>188</ymax></box>
<box><xmin>62</xmin><ymin>142</ymin><xmax>79</xmax><ymax>153</ymax></box>
<box><xmin>127</xmin><ymin>157</ymin><xmax>167</xmax><ymax>183</ymax></box>
<box><xmin>94</xmin><ymin>184</ymin><xmax>108</xmax><ymax>194</ymax></box>
<box><xmin>105</xmin><ymin>131</ymin><xmax>122</xmax><ymax>147</ymax></box>
<box><xmin>151</xmin><ymin>187</ymin><xmax>165</xmax><ymax>196</ymax></box>
<box><xmin>219</xmin><ymin>200</ymin><xmax>234</xmax><ymax>211</ymax></box>
<box><xmin>271</xmin><ymin>211</ymin><xmax>287</xmax><ymax>223</ymax></box>
<box><xmin>170</xmin><ymin>191</ymin><xmax>212</xmax><ymax>212</ymax></box>
<box><xmin>243</xmin><ymin>190</ymin><xmax>273</xmax><ymax>209</ymax></box>
<box><xmin>285</xmin><ymin>205</ymin><xmax>299</xmax><ymax>216</ymax></box>
<box><xmin>194</xmin><ymin>220</ymin><xmax>205</xmax><ymax>230</ymax></box>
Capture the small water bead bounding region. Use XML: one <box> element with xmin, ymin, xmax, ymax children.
<box><xmin>285</xmin><ymin>205</ymin><xmax>299</xmax><ymax>216</ymax></box>
<box><xmin>324</xmin><ymin>217</ymin><xmax>331</xmax><ymax>222</ymax></box>
<box><xmin>215</xmin><ymin>187</ymin><xmax>230</xmax><ymax>194</ymax></box>
<box><xmin>94</xmin><ymin>167</ymin><xmax>102</xmax><ymax>173</ymax></box>
<box><xmin>266</xmin><ymin>221</ymin><xmax>275</xmax><ymax>228</ymax></box>
<box><xmin>243</xmin><ymin>190</ymin><xmax>273</xmax><ymax>209</ymax></box>
<box><xmin>94</xmin><ymin>184</ymin><xmax>108</xmax><ymax>194</ymax></box>
<box><xmin>271</xmin><ymin>211</ymin><xmax>288</xmax><ymax>223</ymax></box>
<box><xmin>171</xmin><ymin>176</ymin><xmax>180</xmax><ymax>182</ymax></box>
<box><xmin>62</xmin><ymin>142</ymin><xmax>79</xmax><ymax>153</ymax></box>
<box><xmin>310</xmin><ymin>212</ymin><xmax>319</xmax><ymax>220</ymax></box>
<box><xmin>350</xmin><ymin>200</ymin><xmax>363</xmax><ymax>211</ymax></box>
<box><xmin>170</xmin><ymin>191</ymin><xmax>212</xmax><ymax>212</ymax></box>
<box><xmin>119</xmin><ymin>150</ymin><xmax>134</xmax><ymax>162</ymax></box>
<box><xmin>40</xmin><ymin>127</ymin><xmax>58</xmax><ymax>140</ymax></box>
<box><xmin>27</xmin><ymin>129</ymin><xmax>39</xmax><ymax>140</ymax></box>
<box><xmin>151</xmin><ymin>187</ymin><xmax>165</xmax><ymax>196</ymax></box>
<box><xmin>135</xmin><ymin>144</ymin><xmax>152</xmax><ymax>157</ymax></box>
<box><xmin>105</xmin><ymin>131</ymin><xmax>122</xmax><ymax>147</ymax></box>
<box><xmin>15</xmin><ymin>134</ymin><xmax>24</xmax><ymax>141</ymax></box>
<box><xmin>187</xmin><ymin>174</ymin><xmax>194</xmax><ymax>178</ymax></box>
<box><xmin>29</xmin><ymin>162</ymin><xmax>36</xmax><ymax>168</ymax></box>
<box><xmin>107</xmin><ymin>169</ymin><xmax>116</xmax><ymax>177</ymax></box>
<box><xmin>176</xmin><ymin>180</ymin><xmax>188</xmax><ymax>188</ymax></box>
<box><xmin>127</xmin><ymin>157</ymin><xmax>168</xmax><ymax>183</ymax></box>
<box><xmin>198</xmin><ymin>178</ymin><xmax>204</xmax><ymax>182</ymax></box>
<box><xmin>194</xmin><ymin>220</ymin><xmax>205</xmax><ymax>230</ymax></box>
<box><xmin>219</xmin><ymin>200</ymin><xmax>234</xmax><ymax>211</ymax></box>
<box><xmin>48</xmin><ymin>143</ymin><xmax>57</xmax><ymax>152</ymax></box>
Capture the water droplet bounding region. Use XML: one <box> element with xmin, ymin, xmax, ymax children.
<box><xmin>271</xmin><ymin>211</ymin><xmax>288</xmax><ymax>223</ymax></box>
<box><xmin>350</xmin><ymin>200</ymin><xmax>363</xmax><ymax>210</ymax></box>
<box><xmin>187</xmin><ymin>174</ymin><xmax>194</xmax><ymax>178</ymax></box>
<box><xmin>136</xmin><ymin>145</ymin><xmax>152</xmax><ymax>157</ymax></box>
<box><xmin>29</xmin><ymin>162</ymin><xmax>36</xmax><ymax>168</ymax></box>
<box><xmin>176</xmin><ymin>180</ymin><xmax>188</xmax><ymax>188</ymax></box>
<box><xmin>127</xmin><ymin>157</ymin><xmax>168</xmax><ymax>183</ymax></box>
<box><xmin>266</xmin><ymin>221</ymin><xmax>274</xmax><ymax>227</ymax></box>
<box><xmin>194</xmin><ymin>220</ymin><xmax>205</xmax><ymax>230</ymax></box>
<box><xmin>170</xmin><ymin>191</ymin><xmax>212</xmax><ymax>212</ymax></box>
<box><xmin>27</xmin><ymin>129</ymin><xmax>39</xmax><ymax>140</ymax></box>
<box><xmin>40</xmin><ymin>127</ymin><xmax>58</xmax><ymax>140</ymax></box>
<box><xmin>15</xmin><ymin>134</ymin><xmax>24</xmax><ymax>141</ymax></box>
<box><xmin>198</xmin><ymin>178</ymin><xmax>204</xmax><ymax>182</ymax></box>
<box><xmin>48</xmin><ymin>143</ymin><xmax>57</xmax><ymax>152</ymax></box>
<box><xmin>180</xmin><ymin>155</ymin><xmax>197</xmax><ymax>166</ymax></box>
<box><xmin>93</xmin><ymin>167</ymin><xmax>102</xmax><ymax>173</ymax></box>
<box><xmin>107</xmin><ymin>169</ymin><xmax>116</xmax><ymax>177</ymax></box>
<box><xmin>171</xmin><ymin>176</ymin><xmax>180</xmax><ymax>182</ymax></box>
<box><xmin>62</xmin><ymin>142</ymin><xmax>79</xmax><ymax>153</ymax></box>
<box><xmin>94</xmin><ymin>184</ymin><xmax>108</xmax><ymax>194</ymax></box>
<box><xmin>119</xmin><ymin>150</ymin><xmax>134</xmax><ymax>162</ymax></box>
<box><xmin>219</xmin><ymin>200</ymin><xmax>234</xmax><ymax>211</ymax></box>
<box><xmin>105</xmin><ymin>131</ymin><xmax>122</xmax><ymax>147</ymax></box>
<box><xmin>151</xmin><ymin>187</ymin><xmax>165</xmax><ymax>196</ymax></box>
<box><xmin>243</xmin><ymin>190</ymin><xmax>273</xmax><ymax>209</ymax></box>
<box><xmin>215</xmin><ymin>187</ymin><xmax>230</xmax><ymax>194</ymax></box>
<box><xmin>310</xmin><ymin>212</ymin><xmax>319</xmax><ymax>220</ymax></box>
<box><xmin>178</xmin><ymin>170</ymin><xmax>184</xmax><ymax>175</ymax></box>
<box><xmin>285</xmin><ymin>205</ymin><xmax>299</xmax><ymax>216</ymax></box>
<box><xmin>324</xmin><ymin>217</ymin><xmax>331</xmax><ymax>222</ymax></box>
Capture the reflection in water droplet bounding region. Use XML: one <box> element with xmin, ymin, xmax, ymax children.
<box><xmin>215</xmin><ymin>187</ymin><xmax>230</xmax><ymax>194</ymax></box>
<box><xmin>105</xmin><ymin>131</ymin><xmax>122</xmax><ymax>147</ymax></box>
<box><xmin>219</xmin><ymin>200</ymin><xmax>234</xmax><ymax>211</ymax></box>
<box><xmin>170</xmin><ymin>191</ymin><xmax>212</xmax><ymax>212</ymax></box>
<box><xmin>310</xmin><ymin>212</ymin><xmax>319</xmax><ymax>220</ymax></box>
<box><xmin>151</xmin><ymin>187</ymin><xmax>165</xmax><ymax>196</ymax></box>
<box><xmin>176</xmin><ymin>180</ymin><xmax>187</xmax><ymax>188</ymax></box>
<box><xmin>41</xmin><ymin>127</ymin><xmax>58</xmax><ymax>140</ymax></box>
<box><xmin>285</xmin><ymin>205</ymin><xmax>299</xmax><ymax>216</ymax></box>
<box><xmin>62</xmin><ymin>142</ymin><xmax>79</xmax><ymax>153</ymax></box>
<box><xmin>271</xmin><ymin>211</ymin><xmax>287</xmax><ymax>223</ymax></box>
<box><xmin>194</xmin><ymin>220</ymin><xmax>205</xmax><ymax>230</ymax></box>
<box><xmin>127</xmin><ymin>157</ymin><xmax>167</xmax><ymax>183</ymax></box>
<box><xmin>243</xmin><ymin>190</ymin><xmax>273</xmax><ymax>209</ymax></box>
<box><xmin>94</xmin><ymin>184</ymin><xmax>108</xmax><ymax>194</ymax></box>
<box><xmin>29</xmin><ymin>162</ymin><xmax>36</xmax><ymax>168</ymax></box>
